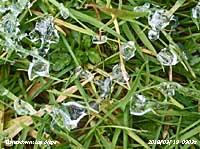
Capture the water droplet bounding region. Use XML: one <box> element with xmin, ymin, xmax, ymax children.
<box><xmin>157</xmin><ymin>48</ymin><xmax>179</xmax><ymax>66</ymax></box>
<box><xmin>28</xmin><ymin>58</ymin><xmax>50</xmax><ymax>81</ymax></box>
<box><xmin>192</xmin><ymin>2</ymin><xmax>200</xmax><ymax>19</ymax></box>
<box><xmin>95</xmin><ymin>77</ymin><xmax>112</xmax><ymax>98</ymax></box>
<box><xmin>49</xmin><ymin>102</ymin><xmax>87</xmax><ymax>130</ymax></box>
<box><xmin>169</xmin><ymin>15</ymin><xmax>179</xmax><ymax>30</ymax></box>
<box><xmin>60</xmin><ymin>3</ymin><xmax>69</xmax><ymax>19</ymax></box>
<box><xmin>158</xmin><ymin>82</ymin><xmax>181</xmax><ymax>97</ymax></box>
<box><xmin>148</xmin><ymin>9</ymin><xmax>170</xmax><ymax>30</ymax></box>
<box><xmin>111</xmin><ymin>64</ymin><xmax>130</xmax><ymax>83</ymax></box>
<box><xmin>130</xmin><ymin>94</ymin><xmax>155</xmax><ymax>116</ymax></box>
<box><xmin>92</xmin><ymin>35</ymin><xmax>107</xmax><ymax>44</ymax></box>
<box><xmin>133</xmin><ymin>3</ymin><xmax>150</xmax><ymax>13</ymax></box>
<box><xmin>14</xmin><ymin>99</ymin><xmax>37</xmax><ymax>115</ymax></box>
<box><xmin>148</xmin><ymin>29</ymin><xmax>160</xmax><ymax>41</ymax></box>
<box><xmin>121</xmin><ymin>41</ymin><xmax>136</xmax><ymax>61</ymax></box>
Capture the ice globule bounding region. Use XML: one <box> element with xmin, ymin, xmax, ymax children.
<box><xmin>111</xmin><ymin>64</ymin><xmax>130</xmax><ymax>83</ymax></box>
<box><xmin>148</xmin><ymin>29</ymin><xmax>160</xmax><ymax>41</ymax></box>
<box><xmin>60</xmin><ymin>3</ymin><xmax>69</xmax><ymax>19</ymax></box>
<box><xmin>92</xmin><ymin>35</ymin><xmax>107</xmax><ymax>44</ymax></box>
<box><xmin>95</xmin><ymin>77</ymin><xmax>112</xmax><ymax>98</ymax></box>
<box><xmin>49</xmin><ymin>102</ymin><xmax>87</xmax><ymax>130</ymax></box>
<box><xmin>169</xmin><ymin>15</ymin><xmax>179</xmax><ymax>30</ymax></box>
<box><xmin>192</xmin><ymin>2</ymin><xmax>200</xmax><ymax>19</ymax></box>
<box><xmin>133</xmin><ymin>3</ymin><xmax>150</xmax><ymax>13</ymax></box>
<box><xmin>89</xmin><ymin>101</ymin><xmax>100</xmax><ymax>113</ymax></box>
<box><xmin>130</xmin><ymin>94</ymin><xmax>156</xmax><ymax>116</ymax></box>
<box><xmin>14</xmin><ymin>99</ymin><xmax>37</xmax><ymax>115</ymax></box>
<box><xmin>157</xmin><ymin>47</ymin><xmax>179</xmax><ymax>66</ymax></box>
<box><xmin>121</xmin><ymin>41</ymin><xmax>136</xmax><ymax>61</ymax></box>
<box><xmin>28</xmin><ymin>58</ymin><xmax>50</xmax><ymax>81</ymax></box>
<box><xmin>158</xmin><ymin>82</ymin><xmax>181</xmax><ymax>97</ymax></box>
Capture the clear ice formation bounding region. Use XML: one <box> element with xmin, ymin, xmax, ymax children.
<box><xmin>28</xmin><ymin>58</ymin><xmax>50</xmax><ymax>81</ymax></box>
<box><xmin>130</xmin><ymin>94</ymin><xmax>155</xmax><ymax>116</ymax></box>
<box><xmin>95</xmin><ymin>77</ymin><xmax>112</xmax><ymax>98</ymax></box>
<box><xmin>158</xmin><ymin>82</ymin><xmax>181</xmax><ymax>97</ymax></box>
<box><xmin>134</xmin><ymin>3</ymin><xmax>151</xmax><ymax>13</ymax></box>
<box><xmin>60</xmin><ymin>3</ymin><xmax>69</xmax><ymax>19</ymax></box>
<box><xmin>92</xmin><ymin>35</ymin><xmax>107</xmax><ymax>44</ymax></box>
<box><xmin>111</xmin><ymin>64</ymin><xmax>130</xmax><ymax>83</ymax></box>
<box><xmin>49</xmin><ymin>102</ymin><xmax>87</xmax><ymax>130</ymax></box>
<box><xmin>29</xmin><ymin>15</ymin><xmax>59</xmax><ymax>56</ymax></box>
<box><xmin>14</xmin><ymin>99</ymin><xmax>37</xmax><ymax>115</ymax></box>
<box><xmin>157</xmin><ymin>47</ymin><xmax>179</xmax><ymax>66</ymax></box>
<box><xmin>89</xmin><ymin>101</ymin><xmax>100</xmax><ymax>113</ymax></box>
<box><xmin>121</xmin><ymin>41</ymin><xmax>136</xmax><ymax>61</ymax></box>
<box><xmin>148</xmin><ymin>29</ymin><xmax>160</xmax><ymax>41</ymax></box>
<box><xmin>192</xmin><ymin>2</ymin><xmax>200</xmax><ymax>19</ymax></box>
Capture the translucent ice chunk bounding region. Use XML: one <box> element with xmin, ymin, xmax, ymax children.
<box><xmin>111</xmin><ymin>64</ymin><xmax>130</xmax><ymax>83</ymax></box>
<box><xmin>49</xmin><ymin>102</ymin><xmax>86</xmax><ymax>130</ymax></box>
<box><xmin>14</xmin><ymin>99</ymin><xmax>37</xmax><ymax>115</ymax></box>
<box><xmin>130</xmin><ymin>94</ymin><xmax>155</xmax><ymax>116</ymax></box>
<box><xmin>28</xmin><ymin>58</ymin><xmax>50</xmax><ymax>81</ymax></box>
<box><xmin>192</xmin><ymin>2</ymin><xmax>200</xmax><ymax>19</ymax></box>
<box><xmin>133</xmin><ymin>3</ymin><xmax>150</xmax><ymax>13</ymax></box>
<box><xmin>121</xmin><ymin>41</ymin><xmax>136</xmax><ymax>61</ymax></box>
<box><xmin>148</xmin><ymin>29</ymin><xmax>160</xmax><ymax>40</ymax></box>
<box><xmin>95</xmin><ymin>77</ymin><xmax>112</xmax><ymax>98</ymax></box>
<box><xmin>169</xmin><ymin>15</ymin><xmax>179</xmax><ymax>30</ymax></box>
<box><xmin>60</xmin><ymin>3</ymin><xmax>69</xmax><ymax>19</ymax></box>
<box><xmin>158</xmin><ymin>82</ymin><xmax>181</xmax><ymax>97</ymax></box>
<box><xmin>89</xmin><ymin>101</ymin><xmax>100</xmax><ymax>113</ymax></box>
<box><xmin>92</xmin><ymin>35</ymin><xmax>107</xmax><ymax>44</ymax></box>
<box><xmin>148</xmin><ymin>9</ymin><xmax>170</xmax><ymax>30</ymax></box>
<box><xmin>157</xmin><ymin>48</ymin><xmax>179</xmax><ymax>66</ymax></box>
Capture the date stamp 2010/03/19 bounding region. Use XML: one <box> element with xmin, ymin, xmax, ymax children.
<box><xmin>148</xmin><ymin>140</ymin><xmax>197</xmax><ymax>145</ymax></box>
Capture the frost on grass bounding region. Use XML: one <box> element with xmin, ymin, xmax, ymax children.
<box><xmin>28</xmin><ymin>58</ymin><xmax>50</xmax><ymax>81</ymax></box>
<box><xmin>130</xmin><ymin>94</ymin><xmax>157</xmax><ymax>116</ymax></box>
<box><xmin>49</xmin><ymin>102</ymin><xmax>87</xmax><ymax>130</ymax></box>
<box><xmin>92</xmin><ymin>35</ymin><xmax>107</xmax><ymax>44</ymax></box>
<box><xmin>192</xmin><ymin>2</ymin><xmax>200</xmax><ymax>19</ymax></box>
<box><xmin>14</xmin><ymin>99</ymin><xmax>37</xmax><ymax>115</ymax></box>
<box><xmin>121</xmin><ymin>41</ymin><xmax>136</xmax><ymax>61</ymax></box>
<box><xmin>157</xmin><ymin>47</ymin><xmax>179</xmax><ymax>66</ymax></box>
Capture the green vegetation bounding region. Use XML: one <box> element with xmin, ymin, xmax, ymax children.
<box><xmin>0</xmin><ymin>0</ymin><xmax>200</xmax><ymax>148</ymax></box>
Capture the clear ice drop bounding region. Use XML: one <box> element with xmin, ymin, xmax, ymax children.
<box><xmin>95</xmin><ymin>77</ymin><xmax>112</xmax><ymax>98</ymax></box>
<box><xmin>157</xmin><ymin>48</ymin><xmax>179</xmax><ymax>66</ymax></box>
<box><xmin>192</xmin><ymin>2</ymin><xmax>200</xmax><ymax>19</ymax></box>
<box><xmin>92</xmin><ymin>35</ymin><xmax>107</xmax><ymax>44</ymax></box>
<box><xmin>111</xmin><ymin>64</ymin><xmax>129</xmax><ymax>83</ymax></box>
<box><xmin>133</xmin><ymin>3</ymin><xmax>150</xmax><ymax>13</ymax></box>
<box><xmin>49</xmin><ymin>102</ymin><xmax>87</xmax><ymax>130</ymax></box>
<box><xmin>148</xmin><ymin>29</ymin><xmax>160</xmax><ymax>41</ymax></box>
<box><xmin>28</xmin><ymin>58</ymin><xmax>50</xmax><ymax>81</ymax></box>
<box><xmin>14</xmin><ymin>99</ymin><xmax>37</xmax><ymax>115</ymax></box>
<box><xmin>130</xmin><ymin>94</ymin><xmax>154</xmax><ymax>116</ymax></box>
<box><xmin>121</xmin><ymin>41</ymin><xmax>136</xmax><ymax>61</ymax></box>
<box><xmin>60</xmin><ymin>3</ymin><xmax>69</xmax><ymax>19</ymax></box>
<box><xmin>158</xmin><ymin>82</ymin><xmax>181</xmax><ymax>97</ymax></box>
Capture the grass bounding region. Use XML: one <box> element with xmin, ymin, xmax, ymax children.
<box><xmin>0</xmin><ymin>0</ymin><xmax>200</xmax><ymax>148</ymax></box>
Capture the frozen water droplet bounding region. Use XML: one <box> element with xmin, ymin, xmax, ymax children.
<box><xmin>92</xmin><ymin>35</ymin><xmax>107</xmax><ymax>44</ymax></box>
<box><xmin>169</xmin><ymin>15</ymin><xmax>179</xmax><ymax>30</ymax></box>
<box><xmin>192</xmin><ymin>2</ymin><xmax>200</xmax><ymax>19</ymax></box>
<box><xmin>148</xmin><ymin>29</ymin><xmax>160</xmax><ymax>40</ymax></box>
<box><xmin>133</xmin><ymin>3</ymin><xmax>150</xmax><ymax>13</ymax></box>
<box><xmin>60</xmin><ymin>3</ymin><xmax>69</xmax><ymax>19</ymax></box>
<box><xmin>95</xmin><ymin>77</ymin><xmax>112</xmax><ymax>98</ymax></box>
<box><xmin>121</xmin><ymin>41</ymin><xmax>136</xmax><ymax>61</ymax></box>
<box><xmin>14</xmin><ymin>99</ymin><xmax>37</xmax><ymax>115</ymax></box>
<box><xmin>130</xmin><ymin>94</ymin><xmax>155</xmax><ymax>116</ymax></box>
<box><xmin>89</xmin><ymin>101</ymin><xmax>100</xmax><ymax>113</ymax></box>
<box><xmin>28</xmin><ymin>58</ymin><xmax>50</xmax><ymax>81</ymax></box>
<box><xmin>158</xmin><ymin>82</ymin><xmax>181</xmax><ymax>97</ymax></box>
<box><xmin>148</xmin><ymin>9</ymin><xmax>170</xmax><ymax>30</ymax></box>
<box><xmin>157</xmin><ymin>48</ymin><xmax>179</xmax><ymax>66</ymax></box>
<box><xmin>111</xmin><ymin>64</ymin><xmax>130</xmax><ymax>83</ymax></box>
<box><xmin>49</xmin><ymin>102</ymin><xmax>86</xmax><ymax>130</ymax></box>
